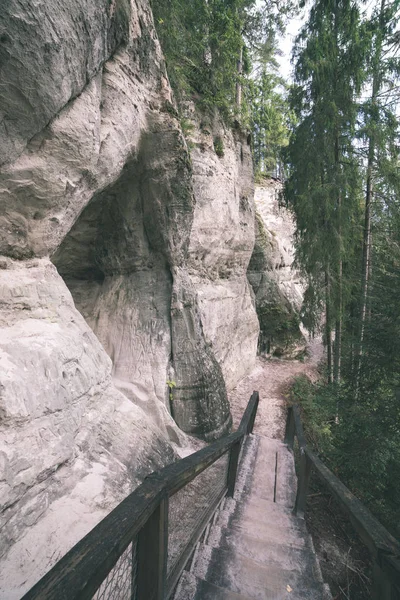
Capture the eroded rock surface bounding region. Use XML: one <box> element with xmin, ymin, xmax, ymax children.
<box><xmin>0</xmin><ymin>1</ymin><xmax>258</xmax><ymax>596</ymax></box>
<box><xmin>186</xmin><ymin>107</ymin><xmax>259</xmax><ymax>391</ymax></box>
<box><xmin>0</xmin><ymin>258</ymin><xmax>177</xmax><ymax>596</ymax></box>
<box><xmin>248</xmin><ymin>181</ymin><xmax>304</xmax><ymax>356</ymax></box>
<box><xmin>0</xmin><ymin>0</ymin><xmax>131</xmax><ymax>167</ymax></box>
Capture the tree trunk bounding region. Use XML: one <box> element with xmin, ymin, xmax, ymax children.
<box><xmin>334</xmin><ymin>264</ymin><xmax>343</xmax><ymax>384</ymax></box>
<box><xmin>325</xmin><ymin>270</ymin><xmax>333</xmax><ymax>384</ymax></box>
<box><xmin>235</xmin><ymin>45</ymin><xmax>243</xmax><ymax>107</ymax></box>
<box><xmin>356</xmin><ymin>142</ymin><xmax>374</xmax><ymax>381</ymax></box>
<box><xmin>333</xmin><ymin>90</ymin><xmax>342</xmax><ymax>385</ymax></box>
<box><xmin>355</xmin><ymin>0</ymin><xmax>385</xmax><ymax>394</ymax></box>
<box><xmin>334</xmin><ymin>195</ymin><xmax>342</xmax><ymax>385</ymax></box>
<box><xmin>332</xmin><ymin>1</ymin><xmax>342</xmax><ymax>387</ymax></box>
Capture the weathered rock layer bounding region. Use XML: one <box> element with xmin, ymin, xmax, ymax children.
<box><xmin>0</xmin><ymin>0</ymin><xmax>257</xmax><ymax>596</ymax></box>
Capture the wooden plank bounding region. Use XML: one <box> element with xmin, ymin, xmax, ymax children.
<box><xmin>250</xmin><ymin>437</ymin><xmax>278</xmax><ymax>502</ymax></box>
<box><xmin>275</xmin><ymin>443</ymin><xmax>297</xmax><ymax>508</ymax></box>
<box><xmin>288</xmin><ymin>405</ymin><xmax>400</xmax><ymax>589</ymax></box>
<box><xmin>155</xmin><ymin>431</ymin><xmax>243</xmax><ymax>497</ymax></box>
<box><xmin>284</xmin><ymin>407</ymin><xmax>295</xmax><ymax>450</ymax></box>
<box><xmin>292</xmin><ymin>406</ymin><xmax>307</xmax><ymax>450</ymax></box>
<box><xmin>293</xmin><ymin>452</ymin><xmax>312</xmax><ymax>518</ymax></box>
<box><xmin>22</xmin><ymin>480</ymin><xmax>164</xmax><ymax>600</ymax></box>
<box><xmin>372</xmin><ymin>560</ymin><xmax>393</xmax><ymax>600</ymax></box>
<box><xmin>137</xmin><ymin>495</ymin><xmax>168</xmax><ymax>600</ymax></box>
<box><xmin>381</xmin><ymin>554</ymin><xmax>400</xmax><ymax>589</ymax></box>
<box><xmin>238</xmin><ymin>391</ymin><xmax>259</xmax><ymax>435</ymax></box>
<box><xmin>22</xmin><ymin>434</ymin><xmax>243</xmax><ymax>600</ymax></box>
<box><xmin>248</xmin><ymin>391</ymin><xmax>259</xmax><ymax>433</ymax></box>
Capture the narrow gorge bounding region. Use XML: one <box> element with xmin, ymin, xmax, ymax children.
<box><xmin>0</xmin><ymin>2</ymin><xmax>302</xmax><ymax>597</ymax></box>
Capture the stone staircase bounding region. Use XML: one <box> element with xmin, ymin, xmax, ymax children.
<box><xmin>174</xmin><ymin>434</ymin><xmax>332</xmax><ymax>600</ymax></box>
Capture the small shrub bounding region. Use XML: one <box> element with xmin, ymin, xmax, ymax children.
<box><xmin>180</xmin><ymin>117</ymin><xmax>194</xmax><ymax>137</ymax></box>
<box><xmin>290</xmin><ymin>375</ymin><xmax>335</xmax><ymax>454</ymax></box>
<box><xmin>166</xmin><ymin>380</ymin><xmax>176</xmax><ymax>403</ymax></box>
<box><xmin>213</xmin><ymin>135</ymin><xmax>224</xmax><ymax>157</ymax></box>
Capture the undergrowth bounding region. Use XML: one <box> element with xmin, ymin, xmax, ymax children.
<box><xmin>289</xmin><ymin>375</ymin><xmax>400</xmax><ymax>538</ymax></box>
<box><xmin>289</xmin><ymin>375</ymin><xmax>335</xmax><ymax>456</ymax></box>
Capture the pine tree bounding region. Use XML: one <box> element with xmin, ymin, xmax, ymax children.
<box><xmin>151</xmin><ymin>0</ymin><xmax>294</xmax><ymax>121</ymax></box>
<box><xmin>249</xmin><ymin>37</ymin><xmax>291</xmax><ymax>177</ymax></box>
<box><xmin>284</xmin><ymin>0</ymin><xmax>365</xmax><ymax>385</ymax></box>
<box><xmin>355</xmin><ymin>0</ymin><xmax>400</xmax><ymax>392</ymax></box>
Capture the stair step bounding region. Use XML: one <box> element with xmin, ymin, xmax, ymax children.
<box><xmin>192</xmin><ymin>543</ymin><xmax>324</xmax><ymax>599</ymax></box>
<box><xmin>174</xmin><ymin>571</ymin><xmax>253</xmax><ymax>600</ymax></box>
<box><xmin>249</xmin><ymin>438</ymin><xmax>297</xmax><ymax>508</ymax></box>
<box><xmin>205</xmin><ymin>526</ymin><xmax>323</xmax><ymax>581</ymax></box>
<box><xmin>223</xmin><ymin>495</ymin><xmax>304</xmax><ymax>530</ymax></box>
<box><xmin>233</xmin><ymin>435</ymin><xmax>260</xmax><ymax>501</ymax></box>
<box><xmin>173</xmin><ymin>433</ymin><xmax>332</xmax><ymax>600</ymax></box>
<box><xmin>276</xmin><ymin>443</ymin><xmax>297</xmax><ymax>508</ymax></box>
<box><xmin>214</xmin><ymin>513</ymin><xmax>309</xmax><ymax>550</ymax></box>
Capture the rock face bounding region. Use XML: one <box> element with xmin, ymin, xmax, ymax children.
<box><xmin>185</xmin><ymin>107</ymin><xmax>259</xmax><ymax>392</ymax></box>
<box><xmin>0</xmin><ymin>258</ymin><xmax>177</xmax><ymax>597</ymax></box>
<box><xmin>0</xmin><ymin>1</ymin><xmax>257</xmax><ymax>597</ymax></box>
<box><xmin>248</xmin><ymin>181</ymin><xmax>304</xmax><ymax>356</ymax></box>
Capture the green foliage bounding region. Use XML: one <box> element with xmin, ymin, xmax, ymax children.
<box><xmin>290</xmin><ymin>376</ymin><xmax>335</xmax><ymax>454</ymax></box>
<box><xmin>292</xmin><ymin>371</ymin><xmax>400</xmax><ymax>534</ymax></box>
<box><xmin>259</xmin><ymin>302</ymin><xmax>300</xmax><ymax>337</ymax></box>
<box><xmin>180</xmin><ymin>117</ymin><xmax>196</xmax><ymax>149</ymax></box>
<box><xmin>249</xmin><ymin>69</ymin><xmax>291</xmax><ymax>177</ymax></box>
<box><xmin>180</xmin><ymin>117</ymin><xmax>195</xmax><ymax>137</ymax></box>
<box><xmin>285</xmin><ymin>0</ymin><xmax>366</xmax><ymax>329</ymax></box>
<box><xmin>150</xmin><ymin>0</ymin><xmax>294</xmax><ymax>123</ymax></box>
<box><xmin>166</xmin><ymin>380</ymin><xmax>176</xmax><ymax>403</ymax></box>
<box><xmin>247</xmin><ymin>32</ymin><xmax>294</xmax><ymax>177</ymax></box>
<box><xmin>286</xmin><ymin>0</ymin><xmax>400</xmax><ymax>536</ymax></box>
<box><xmin>151</xmin><ymin>0</ymin><xmax>242</xmax><ymax>116</ymax></box>
<box><xmin>213</xmin><ymin>135</ymin><xmax>224</xmax><ymax>157</ymax></box>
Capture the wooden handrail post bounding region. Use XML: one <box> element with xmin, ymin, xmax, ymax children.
<box><xmin>382</xmin><ymin>555</ymin><xmax>400</xmax><ymax>597</ymax></box>
<box><xmin>284</xmin><ymin>407</ymin><xmax>295</xmax><ymax>450</ymax></box>
<box><xmin>136</xmin><ymin>493</ymin><xmax>168</xmax><ymax>600</ymax></box>
<box><xmin>372</xmin><ymin>558</ymin><xmax>393</xmax><ymax>600</ymax></box>
<box><xmin>227</xmin><ymin>439</ymin><xmax>242</xmax><ymax>497</ymax></box>
<box><xmin>248</xmin><ymin>391</ymin><xmax>259</xmax><ymax>434</ymax></box>
<box><xmin>293</xmin><ymin>451</ymin><xmax>312</xmax><ymax>518</ymax></box>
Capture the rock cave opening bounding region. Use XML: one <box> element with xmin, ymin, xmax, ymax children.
<box><xmin>51</xmin><ymin>158</ymin><xmax>178</xmax><ymax>438</ymax></box>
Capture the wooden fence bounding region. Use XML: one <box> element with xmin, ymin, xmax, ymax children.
<box><xmin>285</xmin><ymin>405</ymin><xmax>400</xmax><ymax>600</ymax></box>
<box><xmin>22</xmin><ymin>392</ymin><xmax>260</xmax><ymax>600</ymax></box>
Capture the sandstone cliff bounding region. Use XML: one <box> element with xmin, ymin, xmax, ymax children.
<box><xmin>0</xmin><ymin>1</ymin><xmax>257</xmax><ymax>596</ymax></box>
<box><xmin>248</xmin><ymin>180</ymin><xmax>304</xmax><ymax>357</ymax></box>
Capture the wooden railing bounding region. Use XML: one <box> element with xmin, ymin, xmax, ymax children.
<box><xmin>285</xmin><ymin>405</ymin><xmax>400</xmax><ymax>600</ymax></box>
<box><xmin>22</xmin><ymin>392</ymin><xmax>259</xmax><ymax>600</ymax></box>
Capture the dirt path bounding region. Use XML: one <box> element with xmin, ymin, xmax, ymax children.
<box><xmin>229</xmin><ymin>336</ymin><xmax>323</xmax><ymax>438</ymax></box>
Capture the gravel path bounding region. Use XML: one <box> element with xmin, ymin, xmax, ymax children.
<box><xmin>229</xmin><ymin>336</ymin><xmax>323</xmax><ymax>439</ymax></box>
